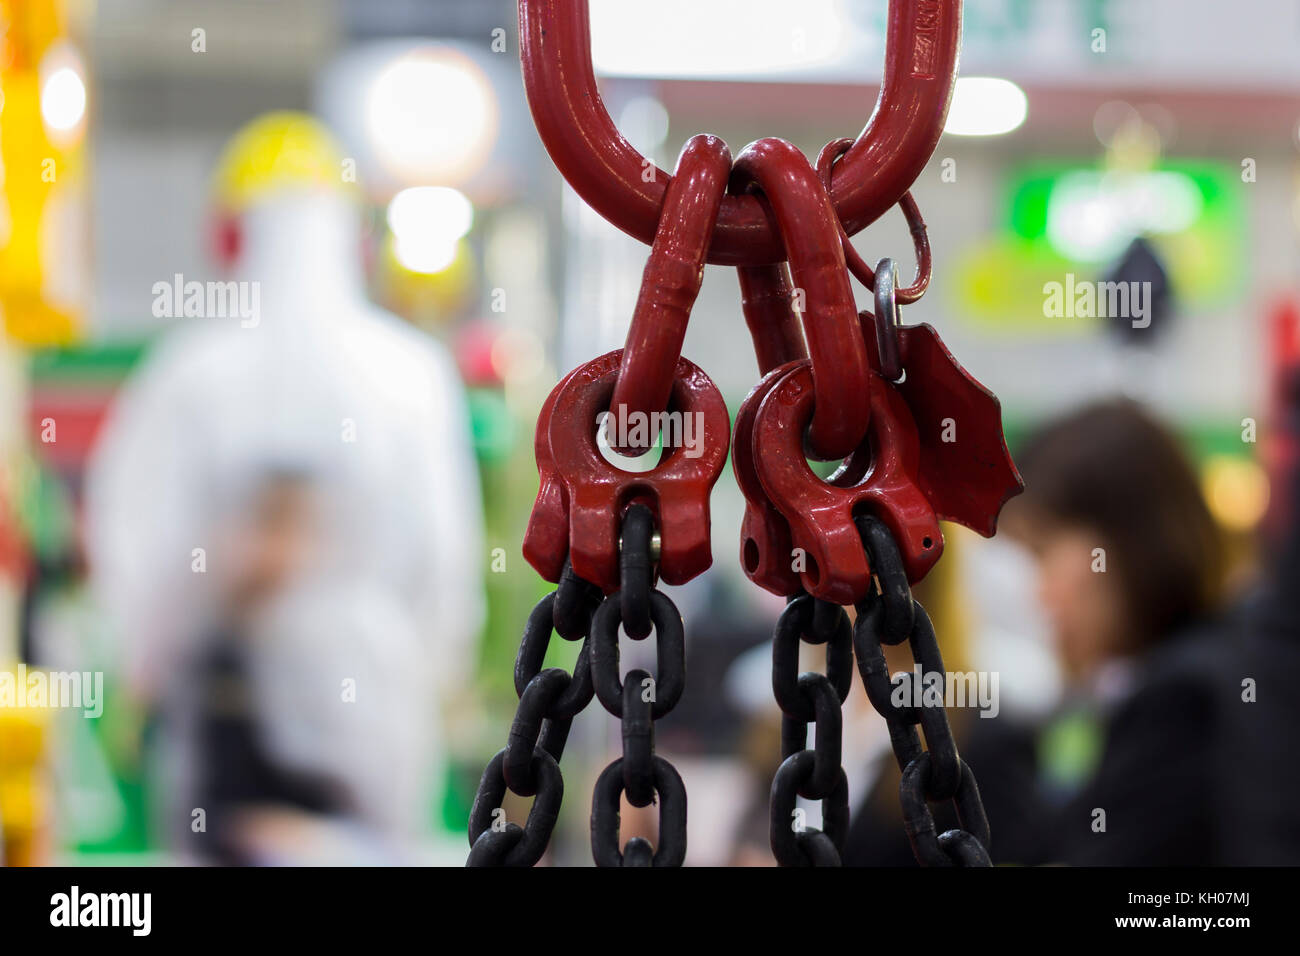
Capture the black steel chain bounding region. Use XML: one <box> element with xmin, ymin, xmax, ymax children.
<box><xmin>466</xmin><ymin>557</ymin><xmax>600</xmax><ymax>866</ymax></box>
<box><xmin>589</xmin><ymin>504</ymin><xmax>688</xmax><ymax>866</ymax></box>
<box><xmin>468</xmin><ymin>505</ymin><xmax>688</xmax><ymax>866</ymax></box>
<box><xmin>851</xmin><ymin>514</ymin><xmax>992</xmax><ymax>867</ymax></box>
<box><xmin>767</xmin><ymin>515</ymin><xmax>992</xmax><ymax>867</ymax></box>
<box><xmin>472</xmin><ymin>503</ymin><xmax>986</xmax><ymax>867</ymax></box>
<box><xmin>769</xmin><ymin>593</ymin><xmax>854</xmax><ymax>865</ymax></box>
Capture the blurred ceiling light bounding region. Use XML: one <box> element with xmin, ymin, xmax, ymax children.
<box><xmin>1046</xmin><ymin>170</ymin><xmax>1203</xmax><ymax>262</ymax></box>
<box><xmin>387</xmin><ymin>186</ymin><xmax>473</xmax><ymax>274</ymax></box>
<box><xmin>943</xmin><ymin>77</ymin><xmax>1027</xmax><ymax>137</ymax></box>
<box><xmin>617</xmin><ymin>96</ymin><xmax>670</xmax><ymax>153</ymax></box>
<box><xmin>1202</xmin><ymin>456</ymin><xmax>1269</xmax><ymax>533</ymax></box>
<box><xmin>41</xmin><ymin>69</ymin><xmax>85</xmax><ymax>131</ymax></box>
<box><xmin>387</xmin><ymin>186</ymin><xmax>473</xmax><ymax>239</ymax></box>
<box><xmin>590</xmin><ymin>0</ymin><xmax>848</xmax><ymax>77</ymax></box>
<box><xmin>39</xmin><ymin>43</ymin><xmax>88</xmax><ymax>142</ymax></box>
<box><xmin>365</xmin><ymin>48</ymin><xmax>499</xmax><ymax>185</ymax></box>
<box><xmin>392</xmin><ymin>237</ymin><xmax>460</xmax><ymax>275</ymax></box>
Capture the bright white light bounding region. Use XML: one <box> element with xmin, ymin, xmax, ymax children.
<box><xmin>387</xmin><ymin>186</ymin><xmax>473</xmax><ymax>240</ymax></box>
<box><xmin>41</xmin><ymin>66</ymin><xmax>86</xmax><ymax>133</ymax></box>
<box><xmin>944</xmin><ymin>77</ymin><xmax>1027</xmax><ymax>137</ymax></box>
<box><xmin>1046</xmin><ymin>170</ymin><xmax>1203</xmax><ymax>262</ymax></box>
<box><xmin>617</xmin><ymin>96</ymin><xmax>670</xmax><ymax>153</ymax></box>
<box><xmin>393</xmin><ymin>236</ymin><xmax>459</xmax><ymax>274</ymax></box>
<box><xmin>366</xmin><ymin>49</ymin><xmax>499</xmax><ymax>185</ymax></box>
<box><xmin>591</xmin><ymin>0</ymin><xmax>848</xmax><ymax>78</ymax></box>
<box><xmin>387</xmin><ymin>186</ymin><xmax>473</xmax><ymax>274</ymax></box>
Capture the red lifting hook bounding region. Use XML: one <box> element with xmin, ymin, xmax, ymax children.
<box><xmin>517</xmin><ymin>0</ymin><xmax>962</xmax><ymax>266</ymax></box>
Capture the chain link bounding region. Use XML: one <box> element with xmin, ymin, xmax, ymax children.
<box><xmin>851</xmin><ymin>514</ymin><xmax>993</xmax><ymax>866</ymax></box>
<box><xmin>766</xmin><ymin>515</ymin><xmax>993</xmax><ymax>867</ymax></box>
<box><xmin>470</xmin><ymin>505</ymin><xmax>691</xmax><ymax>866</ymax></box>
<box><xmin>769</xmin><ymin>593</ymin><xmax>854</xmax><ymax>866</ymax></box>
<box><xmin>589</xmin><ymin>504</ymin><xmax>689</xmax><ymax>866</ymax></box>
<box><xmin>466</xmin><ymin>560</ymin><xmax>599</xmax><ymax>867</ymax></box>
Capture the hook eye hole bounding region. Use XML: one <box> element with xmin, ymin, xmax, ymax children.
<box><xmin>596</xmin><ymin>413</ymin><xmax>663</xmax><ymax>473</ymax></box>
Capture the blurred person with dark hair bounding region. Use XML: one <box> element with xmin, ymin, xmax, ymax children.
<box><xmin>1001</xmin><ymin>398</ymin><xmax>1240</xmax><ymax>865</ymax></box>
<box><xmin>190</xmin><ymin>472</ymin><xmax>349</xmax><ymax>864</ymax></box>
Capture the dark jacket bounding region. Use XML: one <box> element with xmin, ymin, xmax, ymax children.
<box><xmin>845</xmin><ymin>624</ymin><xmax>1246</xmax><ymax>867</ymax></box>
<box><xmin>1051</xmin><ymin>627</ymin><xmax>1237</xmax><ymax>866</ymax></box>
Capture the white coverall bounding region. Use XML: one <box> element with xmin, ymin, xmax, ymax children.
<box><xmin>84</xmin><ymin>191</ymin><xmax>485</xmax><ymax>859</ymax></box>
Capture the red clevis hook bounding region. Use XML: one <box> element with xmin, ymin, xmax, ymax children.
<box><xmin>517</xmin><ymin>0</ymin><xmax>962</xmax><ymax>265</ymax></box>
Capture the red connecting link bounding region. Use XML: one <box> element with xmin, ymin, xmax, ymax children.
<box><xmin>523</xmin><ymin>136</ymin><xmax>734</xmax><ymax>590</ymax></box>
<box><xmin>736</xmin><ymin>263</ymin><xmax>807</xmax><ymax>375</ymax></box>
<box><xmin>609</xmin><ymin>134</ymin><xmax>731</xmax><ymax>449</ymax></box>
<box><xmin>730</xmin><ymin>138</ymin><xmax>871</xmax><ymax>462</ymax></box>
<box><xmin>816</xmin><ymin>137</ymin><xmax>932</xmax><ymax>307</ymax></box>
<box><xmin>518</xmin><ymin>0</ymin><xmax>962</xmax><ymax>265</ymax></box>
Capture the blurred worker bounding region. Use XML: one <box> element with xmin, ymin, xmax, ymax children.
<box><xmin>189</xmin><ymin>470</ymin><xmax>348</xmax><ymax>864</ymax></box>
<box><xmin>1001</xmin><ymin>398</ymin><xmax>1238</xmax><ymax>865</ymax></box>
<box><xmin>84</xmin><ymin>113</ymin><xmax>484</xmax><ymax>863</ymax></box>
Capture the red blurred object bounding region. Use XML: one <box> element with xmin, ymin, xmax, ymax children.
<box><xmin>517</xmin><ymin>0</ymin><xmax>961</xmax><ymax>265</ymax></box>
<box><xmin>210</xmin><ymin>212</ymin><xmax>242</xmax><ymax>270</ymax></box>
<box><xmin>1262</xmin><ymin>296</ymin><xmax>1300</xmax><ymax>544</ymax></box>
<box><xmin>0</xmin><ymin>485</ymin><xmax>27</xmax><ymax>581</ymax></box>
<box><xmin>28</xmin><ymin>387</ymin><xmax>113</xmax><ymax>470</ymax></box>
<box><xmin>523</xmin><ymin>350</ymin><xmax>730</xmax><ymax>592</ymax></box>
<box><xmin>454</xmin><ymin>320</ymin><xmax>506</xmax><ymax>388</ymax></box>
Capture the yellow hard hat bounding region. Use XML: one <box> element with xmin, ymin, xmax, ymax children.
<box><xmin>211</xmin><ymin>111</ymin><xmax>358</xmax><ymax>213</ymax></box>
